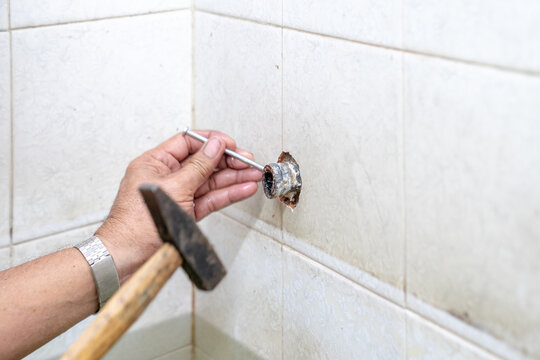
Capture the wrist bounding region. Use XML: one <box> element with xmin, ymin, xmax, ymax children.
<box><xmin>95</xmin><ymin>222</ymin><xmax>159</xmax><ymax>284</ymax></box>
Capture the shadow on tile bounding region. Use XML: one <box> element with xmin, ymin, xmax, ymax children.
<box><xmin>195</xmin><ymin>315</ymin><xmax>263</xmax><ymax>360</ymax></box>
<box><xmin>104</xmin><ymin>315</ymin><xmax>191</xmax><ymax>360</ymax></box>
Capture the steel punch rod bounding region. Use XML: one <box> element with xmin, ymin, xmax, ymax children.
<box><xmin>183</xmin><ymin>127</ymin><xmax>265</xmax><ymax>171</ymax></box>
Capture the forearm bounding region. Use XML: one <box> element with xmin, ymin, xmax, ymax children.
<box><xmin>0</xmin><ymin>248</ymin><xmax>98</xmax><ymax>360</ymax></box>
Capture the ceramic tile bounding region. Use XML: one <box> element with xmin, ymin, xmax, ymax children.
<box><xmin>12</xmin><ymin>223</ymin><xmax>100</xmax><ymax>265</ymax></box>
<box><xmin>153</xmin><ymin>346</ymin><xmax>192</xmax><ymax>360</ymax></box>
<box><xmin>0</xmin><ymin>33</ymin><xmax>9</xmax><ymax>247</ymax></box>
<box><xmin>405</xmin><ymin>53</ymin><xmax>540</xmax><ymax>358</ymax></box>
<box><xmin>194</xmin><ymin>347</ymin><xmax>213</xmax><ymax>360</ymax></box>
<box><xmin>0</xmin><ymin>246</ymin><xmax>9</xmax><ymax>270</ymax></box>
<box><xmin>283</xmin><ymin>247</ymin><xmax>406</xmax><ymax>359</ymax></box>
<box><xmin>403</xmin><ymin>0</ymin><xmax>540</xmax><ymax>72</ymax></box>
<box><xmin>407</xmin><ymin>312</ymin><xmax>497</xmax><ymax>360</ymax></box>
<box><xmin>282</xmin><ymin>29</ymin><xmax>404</xmax><ymax>289</ymax></box>
<box><xmin>194</xmin><ymin>12</ymin><xmax>282</xmax><ymax>240</ymax></box>
<box><xmin>196</xmin><ymin>0</ymin><xmax>281</xmax><ymax>25</ymax></box>
<box><xmin>12</xmin><ymin>11</ymin><xmax>192</xmax><ymax>242</ymax></box>
<box><xmin>10</xmin><ymin>0</ymin><xmax>189</xmax><ymax>28</ymax></box>
<box><xmin>195</xmin><ymin>213</ymin><xmax>282</xmax><ymax>360</ymax></box>
<box><xmin>0</xmin><ymin>0</ymin><xmax>7</xmax><ymax>30</ymax></box>
<box><xmin>106</xmin><ymin>314</ymin><xmax>191</xmax><ymax>360</ymax></box>
<box><xmin>284</xmin><ymin>0</ymin><xmax>401</xmax><ymax>48</ymax></box>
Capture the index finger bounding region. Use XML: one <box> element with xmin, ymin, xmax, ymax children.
<box><xmin>150</xmin><ymin>130</ymin><xmax>237</xmax><ymax>164</ymax></box>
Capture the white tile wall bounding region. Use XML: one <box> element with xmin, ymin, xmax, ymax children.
<box><xmin>282</xmin><ymin>29</ymin><xmax>404</xmax><ymax>289</ymax></box>
<box><xmin>12</xmin><ymin>223</ymin><xmax>100</xmax><ymax>265</ymax></box>
<box><xmin>2</xmin><ymin>1</ymin><xmax>539</xmax><ymax>358</ymax></box>
<box><xmin>0</xmin><ymin>0</ymin><xmax>7</xmax><ymax>30</ymax></box>
<box><xmin>105</xmin><ymin>313</ymin><xmax>191</xmax><ymax>360</ymax></box>
<box><xmin>284</xmin><ymin>0</ymin><xmax>401</xmax><ymax>48</ymax></box>
<box><xmin>196</xmin><ymin>0</ymin><xmax>281</xmax><ymax>25</ymax></box>
<box><xmin>405</xmin><ymin>53</ymin><xmax>540</xmax><ymax>357</ymax></box>
<box><xmin>194</xmin><ymin>12</ymin><xmax>283</xmax><ymax>240</ymax></box>
<box><xmin>406</xmin><ymin>313</ymin><xmax>497</xmax><ymax>360</ymax></box>
<box><xmin>403</xmin><ymin>0</ymin><xmax>540</xmax><ymax>72</ymax></box>
<box><xmin>12</xmin><ymin>11</ymin><xmax>191</xmax><ymax>242</ymax></box>
<box><xmin>153</xmin><ymin>346</ymin><xmax>192</xmax><ymax>360</ymax></box>
<box><xmin>283</xmin><ymin>248</ymin><xmax>406</xmax><ymax>359</ymax></box>
<box><xmin>0</xmin><ymin>246</ymin><xmax>9</xmax><ymax>270</ymax></box>
<box><xmin>10</xmin><ymin>0</ymin><xmax>190</xmax><ymax>28</ymax></box>
<box><xmin>0</xmin><ymin>32</ymin><xmax>9</xmax><ymax>247</ymax></box>
<box><xmin>194</xmin><ymin>348</ymin><xmax>213</xmax><ymax>360</ymax></box>
<box><xmin>196</xmin><ymin>213</ymin><xmax>282</xmax><ymax>359</ymax></box>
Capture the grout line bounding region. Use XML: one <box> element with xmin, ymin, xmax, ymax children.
<box><xmin>12</xmin><ymin>219</ymin><xmax>103</xmax><ymax>246</ymax></box>
<box><xmin>221</xmin><ymin>212</ymin><xmax>402</xmax><ymax>308</ymax></box>
<box><xmin>406</xmin><ymin>309</ymin><xmax>504</xmax><ymax>360</ymax></box>
<box><xmin>191</xmin><ymin>284</ymin><xmax>196</xmax><ymax>360</ymax></box>
<box><xmin>280</xmin><ymin>2</ymin><xmax>284</xmax><ymax>359</ymax></box>
<box><xmin>195</xmin><ymin>8</ymin><xmax>540</xmax><ymax>78</ymax></box>
<box><xmin>190</xmin><ymin>4</ymin><xmax>196</xmax><ymax>360</ymax></box>
<box><xmin>151</xmin><ymin>344</ymin><xmax>193</xmax><ymax>360</ymax></box>
<box><xmin>400</xmin><ymin>0</ymin><xmax>407</xmax><ymax>308</ymax></box>
<box><xmin>193</xmin><ymin>346</ymin><xmax>214</xmax><ymax>360</ymax></box>
<box><xmin>218</xmin><ymin>212</ymin><xmax>516</xmax><ymax>359</ymax></box>
<box><xmin>190</xmin><ymin>4</ymin><xmax>196</xmax><ymax>131</ymax></box>
<box><xmin>7</xmin><ymin>0</ymin><xmax>13</xmax><ymax>268</ymax></box>
<box><xmin>9</xmin><ymin>8</ymin><xmax>190</xmax><ymax>31</ymax></box>
<box><xmin>400</xmin><ymin>0</ymin><xmax>408</xmax><ymax>356</ymax></box>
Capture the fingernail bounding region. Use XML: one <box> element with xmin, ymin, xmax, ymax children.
<box><xmin>203</xmin><ymin>137</ymin><xmax>222</xmax><ymax>158</ymax></box>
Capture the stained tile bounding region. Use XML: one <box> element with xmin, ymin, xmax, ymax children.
<box><xmin>0</xmin><ymin>33</ymin><xmax>9</xmax><ymax>247</ymax></box>
<box><xmin>194</xmin><ymin>12</ymin><xmax>282</xmax><ymax>240</ymax></box>
<box><xmin>196</xmin><ymin>0</ymin><xmax>281</xmax><ymax>25</ymax></box>
<box><xmin>284</xmin><ymin>0</ymin><xmax>401</xmax><ymax>48</ymax></box>
<box><xmin>10</xmin><ymin>0</ymin><xmax>189</xmax><ymax>28</ymax></box>
<box><xmin>283</xmin><ymin>248</ymin><xmax>406</xmax><ymax>359</ymax></box>
<box><xmin>12</xmin><ymin>11</ymin><xmax>191</xmax><ymax>242</ymax></box>
<box><xmin>403</xmin><ymin>0</ymin><xmax>540</xmax><ymax>72</ymax></box>
<box><xmin>405</xmin><ymin>53</ymin><xmax>540</xmax><ymax>358</ymax></box>
<box><xmin>282</xmin><ymin>29</ymin><xmax>404</xmax><ymax>288</ymax></box>
<box><xmin>407</xmin><ymin>313</ymin><xmax>497</xmax><ymax>360</ymax></box>
<box><xmin>196</xmin><ymin>213</ymin><xmax>282</xmax><ymax>360</ymax></box>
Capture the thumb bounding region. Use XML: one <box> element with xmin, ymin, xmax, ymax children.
<box><xmin>173</xmin><ymin>136</ymin><xmax>226</xmax><ymax>193</ymax></box>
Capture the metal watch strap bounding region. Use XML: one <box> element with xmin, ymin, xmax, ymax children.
<box><xmin>75</xmin><ymin>236</ymin><xmax>120</xmax><ymax>310</ymax></box>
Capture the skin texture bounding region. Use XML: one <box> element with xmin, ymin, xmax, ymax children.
<box><xmin>0</xmin><ymin>130</ymin><xmax>261</xmax><ymax>360</ymax></box>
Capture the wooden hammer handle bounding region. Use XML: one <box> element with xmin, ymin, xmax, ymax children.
<box><xmin>61</xmin><ymin>243</ymin><xmax>182</xmax><ymax>360</ymax></box>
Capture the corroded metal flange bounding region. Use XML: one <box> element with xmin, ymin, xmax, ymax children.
<box><xmin>262</xmin><ymin>152</ymin><xmax>302</xmax><ymax>210</ymax></box>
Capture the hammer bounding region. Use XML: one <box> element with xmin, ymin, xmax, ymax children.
<box><xmin>61</xmin><ymin>184</ymin><xmax>226</xmax><ymax>360</ymax></box>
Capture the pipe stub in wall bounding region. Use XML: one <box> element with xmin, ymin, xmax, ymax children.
<box><xmin>262</xmin><ymin>152</ymin><xmax>302</xmax><ymax>210</ymax></box>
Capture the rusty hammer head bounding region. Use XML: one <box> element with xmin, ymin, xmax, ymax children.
<box><xmin>138</xmin><ymin>184</ymin><xmax>226</xmax><ymax>290</ymax></box>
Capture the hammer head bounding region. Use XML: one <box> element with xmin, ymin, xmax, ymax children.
<box><xmin>139</xmin><ymin>184</ymin><xmax>226</xmax><ymax>291</ymax></box>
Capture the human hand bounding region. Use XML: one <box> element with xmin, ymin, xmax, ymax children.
<box><xmin>95</xmin><ymin>130</ymin><xmax>261</xmax><ymax>282</ymax></box>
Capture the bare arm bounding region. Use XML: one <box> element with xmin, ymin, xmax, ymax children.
<box><xmin>0</xmin><ymin>131</ymin><xmax>261</xmax><ymax>360</ymax></box>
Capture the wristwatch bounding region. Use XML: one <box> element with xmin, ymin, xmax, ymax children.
<box><xmin>75</xmin><ymin>236</ymin><xmax>120</xmax><ymax>310</ymax></box>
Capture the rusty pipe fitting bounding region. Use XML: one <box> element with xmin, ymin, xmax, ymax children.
<box><xmin>262</xmin><ymin>152</ymin><xmax>302</xmax><ymax>210</ymax></box>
